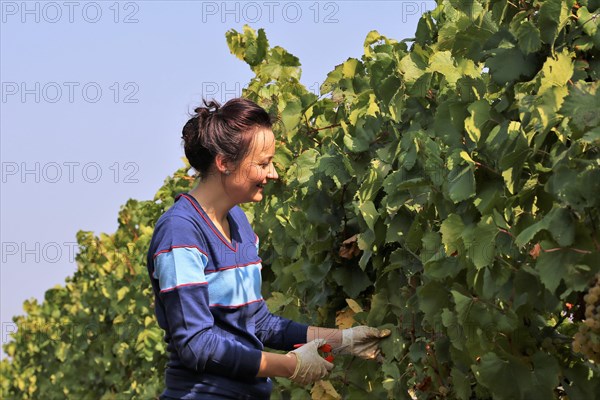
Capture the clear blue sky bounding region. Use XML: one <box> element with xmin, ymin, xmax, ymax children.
<box><xmin>0</xmin><ymin>0</ymin><xmax>434</xmax><ymax>358</ymax></box>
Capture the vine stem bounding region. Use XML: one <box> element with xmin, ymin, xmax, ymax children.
<box><xmin>307</xmin><ymin>123</ymin><xmax>342</xmax><ymax>135</ymax></box>
<box><xmin>543</xmin><ymin>247</ymin><xmax>592</xmax><ymax>254</ymax></box>
<box><xmin>586</xmin><ymin>209</ymin><xmax>600</xmax><ymax>251</ymax></box>
<box><xmin>426</xmin><ymin>344</ymin><xmax>445</xmax><ymax>389</ymax></box>
<box><xmin>341</xmin><ymin>184</ymin><xmax>348</xmax><ymax>238</ymax></box>
<box><xmin>302</xmin><ymin>115</ymin><xmax>322</xmax><ymax>145</ymax></box>
<box><xmin>474</xmin><ymin>161</ymin><xmax>502</xmax><ymax>176</ymax></box>
<box><xmin>498</xmin><ymin>228</ymin><xmax>514</xmax><ymax>238</ymax></box>
<box><xmin>579</xmin><ymin>13</ymin><xmax>600</xmax><ymax>28</ymax></box>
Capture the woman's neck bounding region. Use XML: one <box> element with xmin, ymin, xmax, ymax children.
<box><xmin>188</xmin><ymin>177</ymin><xmax>234</xmax><ymax>224</ymax></box>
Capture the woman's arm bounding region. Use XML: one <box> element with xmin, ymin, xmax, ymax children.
<box><xmin>256</xmin><ymin>351</ymin><xmax>296</xmax><ymax>378</ymax></box>
<box><xmin>306</xmin><ymin>326</ymin><xmax>343</xmax><ymax>348</ymax></box>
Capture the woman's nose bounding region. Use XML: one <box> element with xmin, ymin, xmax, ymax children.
<box><xmin>268</xmin><ymin>164</ymin><xmax>279</xmax><ymax>180</ymax></box>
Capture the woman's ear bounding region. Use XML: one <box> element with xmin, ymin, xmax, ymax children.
<box><xmin>214</xmin><ymin>154</ymin><xmax>231</xmax><ymax>175</ymax></box>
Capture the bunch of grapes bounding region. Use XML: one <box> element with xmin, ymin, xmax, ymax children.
<box><xmin>573</xmin><ymin>273</ymin><xmax>600</xmax><ymax>362</ymax></box>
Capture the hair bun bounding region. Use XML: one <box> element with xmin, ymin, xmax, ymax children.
<box><xmin>194</xmin><ymin>99</ymin><xmax>221</xmax><ymax>116</ymax></box>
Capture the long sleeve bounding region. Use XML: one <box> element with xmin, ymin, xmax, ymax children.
<box><xmin>151</xmin><ymin>215</ymin><xmax>262</xmax><ymax>379</ymax></box>
<box><xmin>253</xmin><ymin>301</ymin><xmax>309</xmax><ymax>350</ymax></box>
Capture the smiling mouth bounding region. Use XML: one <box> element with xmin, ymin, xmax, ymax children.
<box><xmin>257</xmin><ymin>184</ymin><xmax>265</xmax><ymax>188</ymax></box>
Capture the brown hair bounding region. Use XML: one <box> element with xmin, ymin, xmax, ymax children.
<box><xmin>181</xmin><ymin>98</ymin><xmax>273</xmax><ymax>178</ymax></box>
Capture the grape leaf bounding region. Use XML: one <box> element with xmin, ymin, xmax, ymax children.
<box><xmin>516</xmin><ymin>20</ymin><xmax>541</xmax><ymax>54</ymax></box>
<box><xmin>560</xmin><ymin>81</ymin><xmax>600</xmax><ymax>131</ymax></box>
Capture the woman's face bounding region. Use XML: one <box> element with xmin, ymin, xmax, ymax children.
<box><xmin>226</xmin><ymin>128</ymin><xmax>278</xmax><ymax>203</ymax></box>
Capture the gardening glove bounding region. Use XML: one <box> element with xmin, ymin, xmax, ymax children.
<box><xmin>288</xmin><ymin>339</ymin><xmax>334</xmax><ymax>385</ymax></box>
<box><xmin>334</xmin><ymin>326</ymin><xmax>391</xmax><ymax>360</ymax></box>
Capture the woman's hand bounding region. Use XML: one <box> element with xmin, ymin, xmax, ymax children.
<box><xmin>334</xmin><ymin>326</ymin><xmax>391</xmax><ymax>360</ymax></box>
<box><xmin>288</xmin><ymin>339</ymin><xmax>334</xmax><ymax>385</ymax></box>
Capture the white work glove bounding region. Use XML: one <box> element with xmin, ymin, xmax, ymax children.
<box><xmin>288</xmin><ymin>339</ymin><xmax>334</xmax><ymax>385</ymax></box>
<box><xmin>334</xmin><ymin>326</ymin><xmax>391</xmax><ymax>360</ymax></box>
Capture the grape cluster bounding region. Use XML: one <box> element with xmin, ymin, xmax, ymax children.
<box><xmin>573</xmin><ymin>274</ymin><xmax>600</xmax><ymax>362</ymax></box>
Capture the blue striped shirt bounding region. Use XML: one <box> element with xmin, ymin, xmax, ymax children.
<box><xmin>146</xmin><ymin>192</ymin><xmax>308</xmax><ymax>399</ymax></box>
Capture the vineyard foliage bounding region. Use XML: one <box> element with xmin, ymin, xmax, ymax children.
<box><xmin>2</xmin><ymin>0</ymin><xmax>600</xmax><ymax>399</ymax></box>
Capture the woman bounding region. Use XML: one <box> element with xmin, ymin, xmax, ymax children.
<box><xmin>146</xmin><ymin>98</ymin><xmax>389</xmax><ymax>399</ymax></box>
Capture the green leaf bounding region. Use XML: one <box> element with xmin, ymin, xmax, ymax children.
<box><xmin>359</xmin><ymin>159</ymin><xmax>392</xmax><ymax>203</ymax></box>
<box><xmin>266</xmin><ymin>292</ymin><xmax>293</xmax><ymax>312</ymax></box>
<box><xmin>449</xmin><ymin>0</ymin><xmax>484</xmax><ymax>20</ymax></box>
<box><xmin>473</xmin><ymin>179</ymin><xmax>504</xmax><ymax>215</ymax></box>
<box><xmin>225</xmin><ymin>26</ymin><xmax>270</xmax><ymax>68</ymax></box>
<box><xmin>400</xmin><ymin>51</ymin><xmax>427</xmax><ymax>83</ymax></box>
<box><xmin>538</xmin><ymin>0</ymin><xmax>562</xmax><ymax>44</ymax></box>
<box><xmin>435</xmin><ymin>101</ymin><xmax>467</xmax><ymax>147</ymax></box>
<box><xmin>535</xmin><ymin>242</ymin><xmax>580</xmax><ymax>293</ymax></box>
<box><xmin>367</xmin><ymin>291</ymin><xmax>389</xmax><ymax>326</ymax></box>
<box><xmin>526</xmin><ymin>352</ymin><xmax>561</xmax><ymax>398</ymax></box>
<box><xmin>582</xmin><ymin>126</ymin><xmax>600</xmax><ymax>143</ymax></box>
<box><xmin>317</xmin><ymin>153</ymin><xmax>352</xmax><ymax>186</ymax></box>
<box><xmin>486</xmin><ymin>47</ymin><xmax>537</xmax><ymax>85</ymax></box>
<box><xmin>421</xmin><ymin>231</ymin><xmax>442</xmax><ymax>263</ymax></box>
<box><xmin>342</xmin><ymin>118</ymin><xmax>376</xmax><ymax>153</ymax></box>
<box><xmin>451</xmin><ymin>368</ymin><xmax>472</xmax><ymax>400</ymax></box>
<box><xmin>417</xmin><ymin>281</ymin><xmax>450</xmax><ymax>319</ymax></box>
<box><xmin>481</xmin><ymin>264</ymin><xmax>512</xmax><ymax>301</ymax></box>
<box><xmin>424</xmin><ymin>257</ymin><xmax>464</xmax><ymax>280</ymax></box>
<box><xmin>450</xmin><ymin>290</ymin><xmax>471</xmax><ymax>322</ymax></box>
<box><xmin>383</xmin><ymin>169</ymin><xmax>428</xmax><ymax>195</ymax></box>
<box><xmin>464</xmin><ymin>100</ymin><xmax>491</xmax><ymax>144</ymax></box>
<box><xmin>363</xmin><ymin>30</ymin><xmax>387</xmax><ymax>58</ymax></box>
<box><xmin>472</xmin><ymin>353</ymin><xmax>530</xmax><ymax>400</ymax></box>
<box><xmin>379</xmin><ymin>323</ymin><xmax>404</xmax><ymax>362</ymax></box>
<box><xmin>349</xmin><ymin>92</ymin><xmax>380</xmax><ymax>125</ymax></box>
<box><xmin>415</xmin><ymin>12</ymin><xmax>435</xmax><ymax>44</ymax></box>
<box><xmin>427</xmin><ymin>51</ymin><xmax>461</xmax><ymax>84</ymax></box>
<box><xmin>578</xmin><ymin>6</ymin><xmax>600</xmax><ymax>37</ymax></box>
<box><xmin>359</xmin><ymin>201</ymin><xmax>379</xmax><ymax>230</ymax></box>
<box><xmin>332</xmin><ymin>266</ymin><xmax>372</xmax><ymax>298</ymax></box>
<box><xmin>515</xmin><ymin>207</ymin><xmax>575</xmax><ymax>247</ymax></box>
<box><xmin>447</xmin><ymin>165</ymin><xmax>476</xmax><ymax>203</ymax></box>
<box><xmin>441</xmin><ymin>308</ymin><xmax>464</xmax><ymax>350</ymax></box>
<box><xmin>385</xmin><ymin>210</ymin><xmax>412</xmax><ymax>245</ymax></box>
<box><xmin>563</xmin><ymin>363</ymin><xmax>600</xmax><ymax>399</ymax></box>
<box><xmin>288</xmin><ymin>149</ymin><xmax>318</xmax><ymax>185</ymax></box>
<box><xmin>410</xmin><ymin>72</ymin><xmax>433</xmax><ymax>98</ymax></box>
<box><xmin>539</xmin><ymin>49</ymin><xmax>574</xmax><ymax>94</ymax></box>
<box><xmin>516</xmin><ymin>20</ymin><xmax>542</xmax><ymax>54</ymax></box>
<box><xmin>259</xmin><ymin>47</ymin><xmax>301</xmax><ymax>80</ymax></box>
<box><xmin>245</xmin><ymin>28</ymin><xmax>269</xmax><ymax>66</ymax></box>
<box><xmin>343</xmin><ymin>58</ymin><xmax>361</xmax><ymax>78</ymax></box>
<box><xmin>498</xmin><ymin>122</ymin><xmax>529</xmax><ymax>194</ymax></box>
<box><xmin>462</xmin><ymin>219</ymin><xmax>498</xmax><ymax>269</ymax></box>
<box><xmin>545</xmin><ymin>164</ymin><xmax>600</xmax><ymax>210</ymax></box>
<box><xmin>281</xmin><ymin>99</ymin><xmax>302</xmax><ymax>136</ymax></box>
<box><xmin>116</xmin><ymin>287</ymin><xmax>129</xmax><ymax>302</ymax></box>
<box><xmin>408</xmin><ymin>341</ymin><xmax>427</xmax><ymax>362</ymax></box>
<box><xmin>560</xmin><ymin>81</ymin><xmax>600</xmax><ymax>131</ymax></box>
<box><xmin>440</xmin><ymin>214</ymin><xmax>465</xmax><ymax>256</ymax></box>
